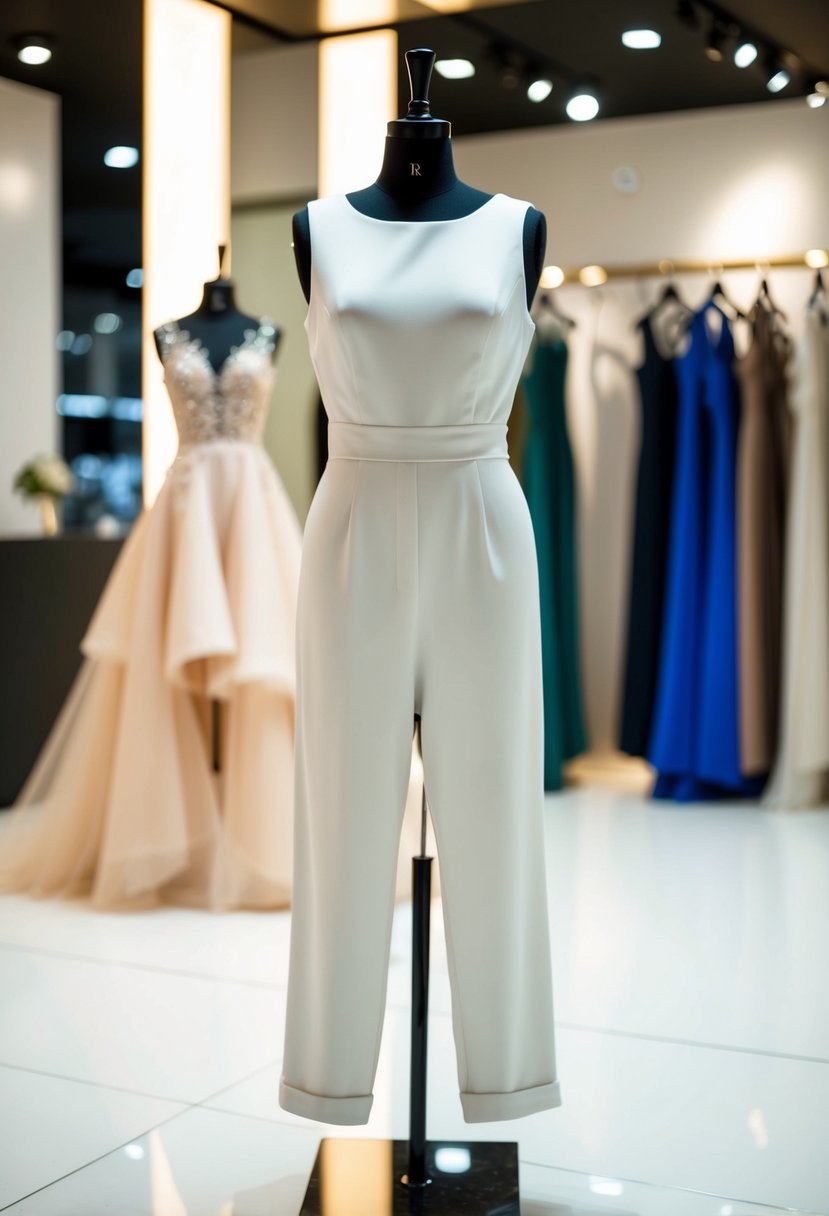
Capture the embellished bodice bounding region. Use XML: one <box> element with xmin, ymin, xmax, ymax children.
<box><xmin>156</xmin><ymin>319</ymin><xmax>277</xmax><ymax>448</ymax></box>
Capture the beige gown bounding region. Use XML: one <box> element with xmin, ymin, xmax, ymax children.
<box><xmin>0</xmin><ymin>320</ymin><xmax>303</xmax><ymax>909</ymax></box>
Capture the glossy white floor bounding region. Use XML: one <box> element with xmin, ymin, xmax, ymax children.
<box><xmin>1</xmin><ymin>777</ymin><xmax>828</xmax><ymax>1215</ymax></box>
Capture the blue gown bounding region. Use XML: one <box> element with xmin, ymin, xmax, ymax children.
<box><xmin>648</xmin><ymin>306</ymin><xmax>763</xmax><ymax>800</ymax></box>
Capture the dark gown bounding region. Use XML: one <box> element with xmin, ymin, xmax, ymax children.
<box><xmin>648</xmin><ymin>305</ymin><xmax>763</xmax><ymax>801</ymax></box>
<box><xmin>521</xmin><ymin>335</ymin><xmax>586</xmax><ymax>790</ymax></box>
<box><xmin>619</xmin><ymin>316</ymin><xmax>678</xmax><ymax>756</ymax></box>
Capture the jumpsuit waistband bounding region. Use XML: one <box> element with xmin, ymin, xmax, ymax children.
<box><xmin>327</xmin><ymin>422</ymin><xmax>508</xmax><ymax>463</ymax></box>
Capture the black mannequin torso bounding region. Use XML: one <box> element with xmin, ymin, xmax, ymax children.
<box><xmin>154</xmin><ymin>279</ymin><xmax>281</xmax><ymax>375</ymax></box>
<box><xmin>292</xmin><ymin>126</ymin><xmax>547</xmax><ymax>309</ymax></box>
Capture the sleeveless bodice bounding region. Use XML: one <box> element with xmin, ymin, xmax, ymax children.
<box><xmin>305</xmin><ymin>192</ymin><xmax>535</xmax><ymax>430</ymax></box>
<box><xmin>156</xmin><ymin>319</ymin><xmax>277</xmax><ymax>447</ymax></box>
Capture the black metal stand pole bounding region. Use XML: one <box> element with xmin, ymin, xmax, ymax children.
<box><xmin>298</xmin><ymin>714</ymin><xmax>520</xmax><ymax>1214</ymax></box>
<box><xmin>401</xmin><ymin>746</ymin><xmax>432</xmax><ymax>1189</ymax></box>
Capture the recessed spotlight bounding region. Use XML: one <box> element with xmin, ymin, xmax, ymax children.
<box><xmin>71</xmin><ymin>334</ymin><xmax>93</xmax><ymax>356</ymax></box>
<box><xmin>56</xmin><ymin>330</ymin><xmax>75</xmax><ymax>352</ymax></box>
<box><xmin>16</xmin><ymin>33</ymin><xmax>52</xmax><ymax>65</ymax></box>
<box><xmin>540</xmin><ymin>265</ymin><xmax>565</xmax><ymax>288</ymax></box>
<box><xmin>434</xmin><ymin>58</ymin><xmax>475</xmax><ymax>80</ymax></box>
<box><xmin>566</xmin><ymin>89</ymin><xmax>600</xmax><ymax>121</ymax></box>
<box><xmin>807</xmin><ymin>92</ymin><xmax>826</xmax><ymax>108</ymax></box>
<box><xmin>733</xmin><ymin>40</ymin><xmax>757</xmax><ymax>68</ymax></box>
<box><xmin>579</xmin><ymin>264</ymin><xmax>607</xmax><ymax>286</ymax></box>
<box><xmin>104</xmin><ymin>146</ymin><xmax>139</xmax><ymax>169</ymax></box>
<box><xmin>126</xmin><ymin>268</ymin><xmax>143</xmax><ymax>289</ymax></box>
<box><xmin>527</xmin><ymin>78</ymin><xmax>553</xmax><ymax>103</ymax></box>
<box><xmin>766</xmin><ymin>65</ymin><xmax>790</xmax><ymax>93</ymax></box>
<box><xmin>622</xmin><ymin>29</ymin><xmax>662</xmax><ymax>50</ymax></box>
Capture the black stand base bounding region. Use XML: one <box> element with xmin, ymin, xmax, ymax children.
<box><xmin>299</xmin><ymin>1138</ymin><xmax>519</xmax><ymax>1214</ymax></box>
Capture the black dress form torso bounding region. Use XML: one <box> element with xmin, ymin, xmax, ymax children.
<box><xmin>292</xmin><ymin>50</ymin><xmax>547</xmax><ymax>311</ymax></box>
<box><xmin>154</xmin><ymin>279</ymin><xmax>281</xmax><ymax>374</ymax></box>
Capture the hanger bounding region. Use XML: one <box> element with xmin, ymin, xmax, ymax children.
<box><xmin>536</xmin><ymin>291</ymin><xmax>576</xmax><ymax>330</ymax></box>
<box><xmin>809</xmin><ymin>269</ymin><xmax>828</xmax><ymax>325</ymax></box>
<box><xmin>756</xmin><ymin>276</ymin><xmax>787</xmax><ymax>323</ymax></box>
<box><xmin>706</xmin><ymin>279</ymin><xmax>747</xmax><ymax>321</ymax></box>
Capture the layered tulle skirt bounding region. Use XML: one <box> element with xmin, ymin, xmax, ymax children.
<box><xmin>0</xmin><ymin>441</ymin><xmax>303</xmax><ymax>909</ymax></box>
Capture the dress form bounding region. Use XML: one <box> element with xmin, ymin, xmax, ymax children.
<box><xmin>154</xmin><ymin>245</ymin><xmax>281</xmax><ymax>373</ymax></box>
<box><xmin>292</xmin><ymin>49</ymin><xmax>547</xmax><ymax>309</ymax></box>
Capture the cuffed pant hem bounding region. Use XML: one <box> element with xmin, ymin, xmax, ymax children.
<box><xmin>278</xmin><ymin>1078</ymin><xmax>373</xmax><ymax>1126</ymax></box>
<box><xmin>460</xmin><ymin>1078</ymin><xmax>562</xmax><ymax>1124</ymax></box>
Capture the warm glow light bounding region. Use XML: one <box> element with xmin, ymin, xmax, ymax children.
<box><xmin>566</xmin><ymin>92</ymin><xmax>600</xmax><ymax>121</ymax></box>
<box><xmin>805</xmin><ymin>248</ymin><xmax>829</xmax><ymax>268</ymax></box>
<box><xmin>540</xmin><ymin>265</ymin><xmax>565</xmax><ymax>288</ymax></box>
<box><xmin>579</xmin><ymin>264</ymin><xmax>608</xmax><ymax>286</ymax></box>
<box><xmin>104</xmin><ymin>145</ymin><xmax>139</xmax><ymax>169</ymax></box>
<box><xmin>435</xmin><ymin>58</ymin><xmax>475</xmax><ymax>80</ymax></box>
<box><xmin>318</xmin><ymin>0</ymin><xmax>395</xmax><ymax>33</ymax></box>
<box><xmin>733</xmin><ymin>41</ymin><xmax>757</xmax><ymax>68</ymax></box>
<box><xmin>0</xmin><ymin>161</ymin><xmax>35</xmax><ymax>211</ymax></box>
<box><xmin>318</xmin><ymin>30</ymin><xmax>397</xmax><ymax>197</ymax></box>
<box><xmin>143</xmin><ymin>0</ymin><xmax>231</xmax><ymax>505</ymax></box>
<box><xmin>527</xmin><ymin>78</ymin><xmax>553</xmax><ymax>103</ymax></box>
<box><xmin>621</xmin><ymin>29</ymin><xmax>661</xmax><ymax>49</ymax></box>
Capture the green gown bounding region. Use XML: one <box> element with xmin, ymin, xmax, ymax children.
<box><xmin>521</xmin><ymin>336</ymin><xmax>586</xmax><ymax>789</ymax></box>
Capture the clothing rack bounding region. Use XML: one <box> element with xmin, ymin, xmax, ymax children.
<box><xmin>556</xmin><ymin>251</ymin><xmax>828</xmax><ymax>284</ymax></box>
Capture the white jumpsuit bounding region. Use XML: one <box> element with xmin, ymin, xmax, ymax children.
<box><xmin>279</xmin><ymin>192</ymin><xmax>561</xmax><ymax>1125</ymax></box>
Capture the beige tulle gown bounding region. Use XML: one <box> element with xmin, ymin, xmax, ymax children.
<box><xmin>0</xmin><ymin>318</ymin><xmax>303</xmax><ymax>909</ymax></box>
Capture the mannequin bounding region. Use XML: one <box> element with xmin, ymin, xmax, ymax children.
<box><xmin>292</xmin><ymin>48</ymin><xmax>547</xmax><ymax>309</ymax></box>
<box><xmin>154</xmin><ymin>244</ymin><xmax>281</xmax><ymax>371</ymax></box>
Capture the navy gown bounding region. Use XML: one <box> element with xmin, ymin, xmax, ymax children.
<box><xmin>619</xmin><ymin>316</ymin><xmax>678</xmax><ymax>756</ymax></box>
<box><xmin>648</xmin><ymin>305</ymin><xmax>763</xmax><ymax>800</ymax></box>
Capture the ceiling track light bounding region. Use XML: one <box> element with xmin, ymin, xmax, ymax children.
<box><xmin>16</xmin><ymin>32</ymin><xmax>53</xmax><ymax>65</ymax></box>
<box><xmin>704</xmin><ymin>19</ymin><xmax>727</xmax><ymax>62</ymax></box>
<box><xmin>733</xmin><ymin>38</ymin><xmax>758</xmax><ymax>68</ymax></box>
<box><xmin>526</xmin><ymin>72</ymin><xmax>553</xmax><ymax>103</ymax></box>
<box><xmin>765</xmin><ymin>52</ymin><xmax>791</xmax><ymax>93</ymax></box>
<box><xmin>676</xmin><ymin>1</ymin><xmax>699</xmax><ymax>31</ymax></box>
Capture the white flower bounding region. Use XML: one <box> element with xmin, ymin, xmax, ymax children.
<box><xmin>32</xmin><ymin>454</ymin><xmax>73</xmax><ymax>496</ymax></box>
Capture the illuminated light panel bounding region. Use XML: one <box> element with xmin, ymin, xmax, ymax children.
<box><xmin>621</xmin><ymin>29</ymin><xmax>661</xmax><ymax>49</ymax></box>
<box><xmin>579</xmin><ymin>264</ymin><xmax>608</xmax><ymax>286</ymax></box>
<box><xmin>318</xmin><ymin>29</ymin><xmax>397</xmax><ymax>198</ymax></box>
<box><xmin>527</xmin><ymin>78</ymin><xmax>553</xmax><ymax>102</ymax></box>
<box><xmin>805</xmin><ymin>248</ymin><xmax>829</xmax><ymax>268</ymax></box>
<box><xmin>540</xmin><ymin>265</ymin><xmax>565</xmax><ymax>288</ymax></box>
<box><xmin>143</xmin><ymin>0</ymin><xmax>231</xmax><ymax>505</ymax></box>
<box><xmin>434</xmin><ymin>58</ymin><xmax>475</xmax><ymax>80</ymax></box>
<box><xmin>104</xmin><ymin>145</ymin><xmax>139</xmax><ymax>168</ymax></box>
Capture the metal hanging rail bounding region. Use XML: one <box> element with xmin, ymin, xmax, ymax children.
<box><xmin>556</xmin><ymin>251</ymin><xmax>828</xmax><ymax>286</ymax></box>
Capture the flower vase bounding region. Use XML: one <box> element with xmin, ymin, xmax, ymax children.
<box><xmin>38</xmin><ymin>495</ymin><xmax>59</xmax><ymax>537</ymax></box>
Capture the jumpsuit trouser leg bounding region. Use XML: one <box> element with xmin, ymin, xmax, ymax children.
<box><xmin>279</xmin><ymin>442</ymin><xmax>560</xmax><ymax>1125</ymax></box>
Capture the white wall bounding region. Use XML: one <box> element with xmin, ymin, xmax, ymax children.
<box><xmin>231</xmin><ymin>43</ymin><xmax>320</xmax><ymax>519</ymax></box>
<box><xmin>231</xmin><ymin>42</ymin><xmax>317</xmax><ymax>203</ymax></box>
<box><xmin>456</xmin><ymin>100</ymin><xmax>829</xmax><ymax>753</ymax></box>
<box><xmin>0</xmin><ymin>76</ymin><xmax>60</xmax><ymax>536</ymax></box>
